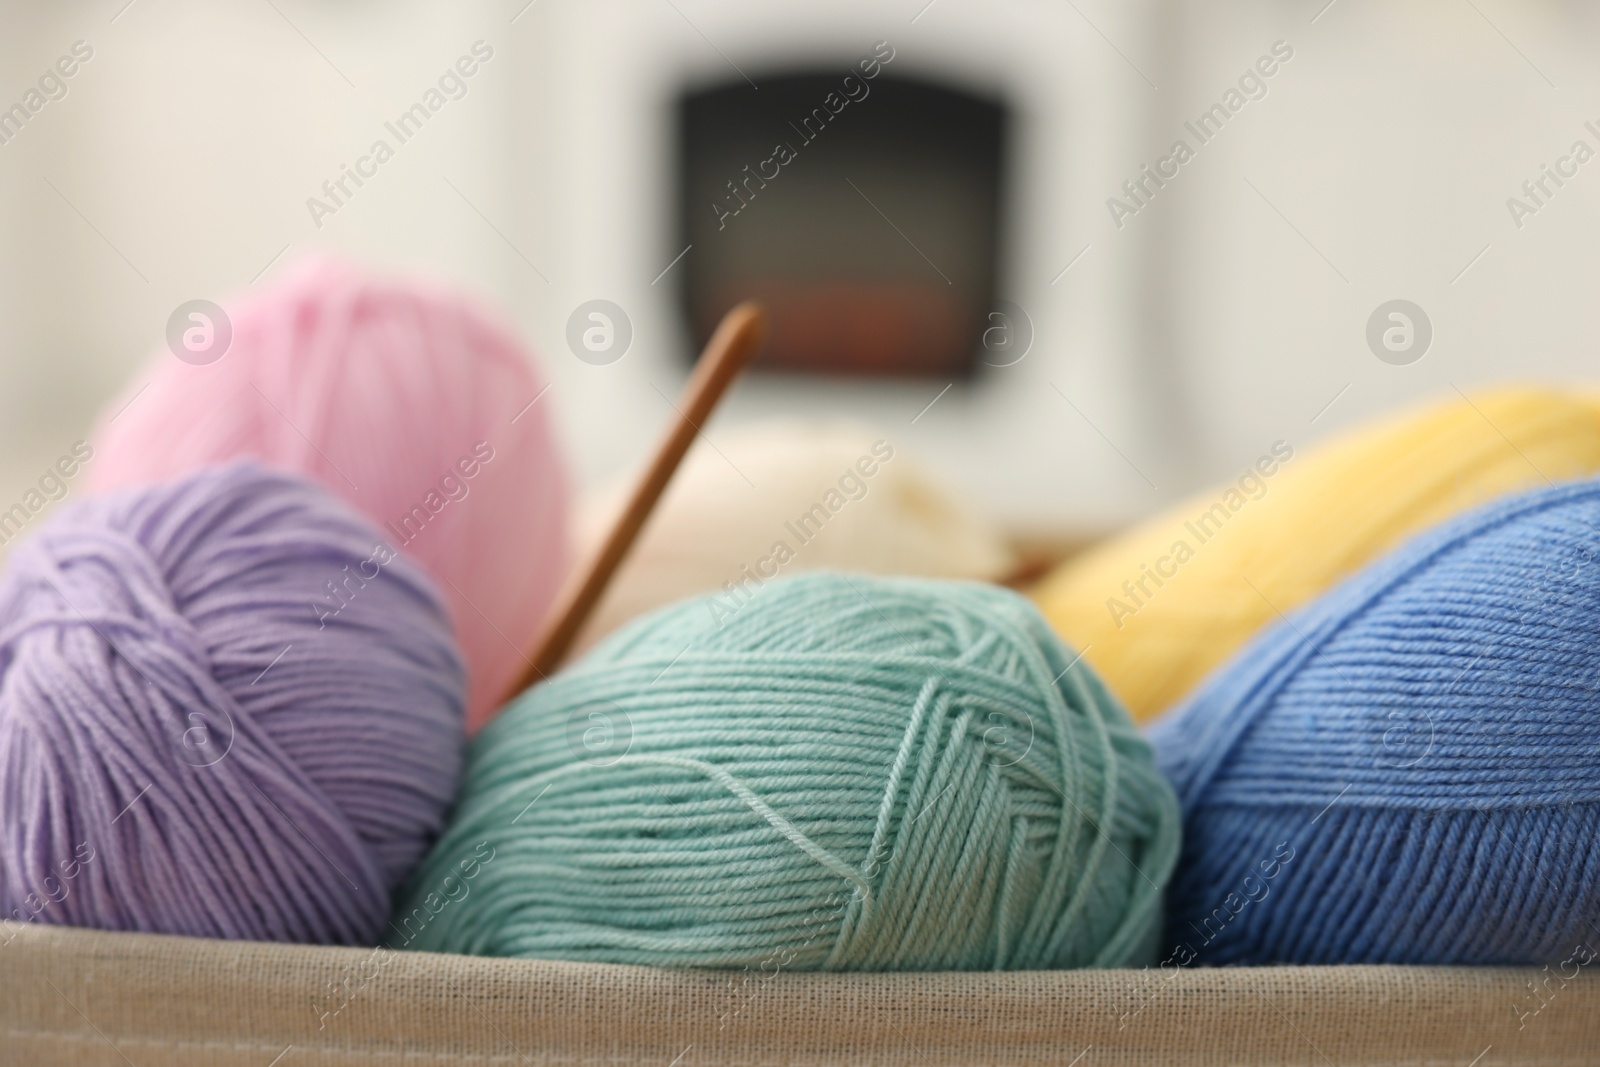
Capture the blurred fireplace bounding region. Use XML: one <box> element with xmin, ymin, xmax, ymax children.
<box><xmin>677</xmin><ymin>71</ymin><xmax>1009</xmax><ymax>378</ymax></box>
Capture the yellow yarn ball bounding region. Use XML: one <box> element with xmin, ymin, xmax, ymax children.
<box><xmin>1030</xmin><ymin>386</ymin><xmax>1600</xmax><ymax>723</ymax></box>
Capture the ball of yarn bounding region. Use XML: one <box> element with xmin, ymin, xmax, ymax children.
<box><xmin>1031</xmin><ymin>387</ymin><xmax>1600</xmax><ymax>722</ymax></box>
<box><xmin>88</xmin><ymin>256</ymin><xmax>568</xmax><ymax>730</ymax></box>
<box><xmin>1152</xmin><ymin>479</ymin><xmax>1600</xmax><ymax>965</ymax></box>
<box><xmin>0</xmin><ymin>462</ymin><xmax>464</xmax><ymax>945</ymax></box>
<box><xmin>390</xmin><ymin>573</ymin><xmax>1178</xmax><ymax>970</ymax></box>
<box><xmin>572</xmin><ymin>420</ymin><xmax>1016</xmax><ymax>654</ymax></box>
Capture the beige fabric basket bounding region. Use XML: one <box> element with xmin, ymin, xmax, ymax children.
<box><xmin>4</xmin><ymin>922</ymin><xmax>1598</xmax><ymax>1066</ymax></box>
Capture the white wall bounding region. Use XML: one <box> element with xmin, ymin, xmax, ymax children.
<box><xmin>2</xmin><ymin>0</ymin><xmax>1598</xmax><ymax>546</ymax></box>
<box><xmin>0</xmin><ymin>0</ymin><xmax>521</xmax><ymax>525</ymax></box>
<box><xmin>1143</xmin><ymin>0</ymin><xmax>1600</xmax><ymax>479</ymax></box>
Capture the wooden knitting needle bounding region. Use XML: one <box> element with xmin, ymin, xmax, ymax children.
<box><xmin>503</xmin><ymin>301</ymin><xmax>768</xmax><ymax>700</ymax></box>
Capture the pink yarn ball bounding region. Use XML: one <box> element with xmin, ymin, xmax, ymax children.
<box><xmin>89</xmin><ymin>256</ymin><xmax>569</xmax><ymax>731</ymax></box>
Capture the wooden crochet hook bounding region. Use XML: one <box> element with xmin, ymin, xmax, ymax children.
<box><xmin>502</xmin><ymin>301</ymin><xmax>768</xmax><ymax>700</ymax></box>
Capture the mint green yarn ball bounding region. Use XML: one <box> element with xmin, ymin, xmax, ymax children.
<box><xmin>391</xmin><ymin>573</ymin><xmax>1179</xmax><ymax>970</ymax></box>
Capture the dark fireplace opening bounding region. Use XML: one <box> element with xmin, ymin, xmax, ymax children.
<box><xmin>677</xmin><ymin>69</ymin><xmax>1009</xmax><ymax>379</ymax></box>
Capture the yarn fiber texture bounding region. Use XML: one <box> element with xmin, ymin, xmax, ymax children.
<box><xmin>0</xmin><ymin>462</ymin><xmax>465</xmax><ymax>945</ymax></box>
<box><xmin>1152</xmin><ymin>479</ymin><xmax>1600</xmax><ymax>965</ymax></box>
<box><xmin>391</xmin><ymin>574</ymin><xmax>1178</xmax><ymax>971</ymax></box>
<box><xmin>1031</xmin><ymin>387</ymin><xmax>1600</xmax><ymax>722</ymax></box>
<box><xmin>571</xmin><ymin>420</ymin><xmax>1016</xmax><ymax>656</ymax></box>
<box><xmin>88</xmin><ymin>255</ymin><xmax>569</xmax><ymax>730</ymax></box>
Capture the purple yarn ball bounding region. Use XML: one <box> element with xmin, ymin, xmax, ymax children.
<box><xmin>0</xmin><ymin>461</ymin><xmax>464</xmax><ymax>945</ymax></box>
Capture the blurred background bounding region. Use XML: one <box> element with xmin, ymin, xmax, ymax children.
<box><xmin>2</xmin><ymin>0</ymin><xmax>1597</xmax><ymax>558</ymax></box>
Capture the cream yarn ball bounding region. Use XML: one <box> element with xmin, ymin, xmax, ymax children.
<box><xmin>571</xmin><ymin>421</ymin><xmax>1015</xmax><ymax>652</ymax></box>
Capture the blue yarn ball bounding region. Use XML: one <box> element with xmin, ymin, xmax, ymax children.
<box><xmin>1152</xmin><ymin>479</ymin><xmax>1600</xmax><ymax>965</ymax></box>
<box><xmin>392</xmin><ymin>573</ymin><xmax>1180</xmax><ymax>970</ymax></box>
